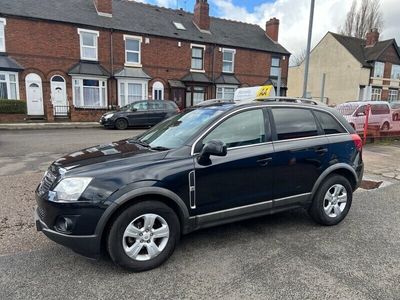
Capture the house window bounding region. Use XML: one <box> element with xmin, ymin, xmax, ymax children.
<box><xmin>73</xmin><ymin>78</ymin><xmax>107</xmax><ymax>108</ymax></box>
<box><xmin>371</xmin><ymin>87</ymin><xmax>382</xmax><ymax>101</ymax></box>
<box><xmin>389</xmin><ymin>89</ymin><xmax>398</xmax><ymax>101</ymax></box>
<box><xmin>124</xmin><ymin>35</ymin><xmax>142</xmax><ymax>65</ymax></box>
<box><xmin>270</xmin><ymin>57</ymin><xmax>281</xmax><ymax>77</ymax></box>
<box><xmin>78</xmin><ymin>29</ymin><xmax>99</xmax><ymax>61</ymax></box>
<box><xmin>391</xmin><ymin>64</ymin><xmax>400</xmax><ymax>80</ymax></box>
<box><xmin>191</xmin><ymin>45</ymin><xmax>205</xmax><ymax>71</ymax></box>
<box><xmin>152</xmin><ymin>81</ymin><xmax>164</xmax><ymax>100</ymax></box>
<box><xmin>186</xmin><ymin>86</ymin><xmax>205</xmax><ymax>107</ymax></box>
<box><xmin>222</xmin><ymin>49</ymin><xmax>235</xmax><ymax>73</ymax></box>
<box><xmin>373</xmin><ymin>62</ymin><xmax>384</xmax><ymax>78</ymax></box>
<box><xmin>118</xmin><ymin>80</ymin><xmax>148</xmax><ymax>106</ymax></box>
<box><xmin>173</xmin><ymin>22</ymin><xmax>186</xmax><ymax>30</ymax></box>
<box><xmin>0</xmin><ymin>18</ymin><xmax>6</xmax><ymax>52</ymax></box>
<box><xmin>0</xmin><ymin>71</ymin><xmax>18</xmax><ymax>99</ymax></box>
<box><xmin>216</xmin><ymin>86</ymin><xmax>237</xmax><ymax>100</ymax></box>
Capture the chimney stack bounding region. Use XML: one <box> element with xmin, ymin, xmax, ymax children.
<box><xmin>193</xmin><ymin>0</ymin><xmax>210</xmax><ymax>31</ymax></box>
<box><xmin>366</xmin><ymin>28</ymin><xmax>379</xmax><ymax>47</ymax></box>
<box><xmin>265</xmin><ymin>18</ymin><xmax>280</xmax><ymax>42</ymax></box>
<box><xmin>93</xmin><ymin>0</ymin><xmax>112</xmax><ymax>17</ymax></box>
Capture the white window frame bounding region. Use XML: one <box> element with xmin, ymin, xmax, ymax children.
<box><xmin>391</xmin><ymin>64</ymin><xmax>400</xmax><ymax>80</ymax></box>
<box><xmin>270</xmin><ymin>57</ymin><xmax>281</xmax><ymax>77</ymax></box>
<box><xmin>124</xmin><ymin>35</ymin><xmax>142</xmax><ymax>67</ymax></box>
<box><xmin>0</xmin><ymin>71</ymin><xmax>19</xmax><ymax>100</ymax></box>
<box><xmin>222</xmin><ymin>48</ymin><xmax>236</xmax><ymax>73</ymax></box>
<box><xmin>78</xmin><ymin>28</ymin><xmax>99</xmax><ymax>61</ymax></box>
<box><xmin>373</xmin><ymin>61</ymin><xmax>384</xmax><ymax>78</ymax></box>
<box><xmin>388</xmin><ymin>89</ymin><xmax>398</xmax><ymax>101</ymax></box>
<box><xmin>152</xmin><ymin>81</ymin><xmax>164</xmax><ymax>100</ymax></box>
<box><xmin>0</xmin><ymin>18</ymin><xmax>6</xmax><ymax>52</ymax></box>
<box><xmin>72</xmin><ymin>76</ymin><xmax>107</xmax><ymax>108</ymax></box>
<box><xmin>117</xmin><ymin>79</ymin><xmax>148</xmax><ymax>107</ymax></box>
<box><xmin>216</xmin><ymin>85</ymin><xmax>237</xmax><ymax>100</ymax></box>
<box><xmin>371</xmin><ymin>87</ymin><xmax>382</xmax><ymax>101</ymax></box>
<box><xmin>190</xmin><ymin>44</ymin><xmax>206</xmax><ymax>73</ymax></box>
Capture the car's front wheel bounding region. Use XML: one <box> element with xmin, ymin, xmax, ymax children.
<box><xmin>308</xmin><ymin>175</ymin><xmax>353</xmax><ymax>226</ymax></box>
<box><xmin>115</xmin><ymin>118</ymin><xmax>128</xmax><ymax>130</ymax></box>
<box><xmin>107</xmin><ymin>201</ymin><xmax>180</xmax><ymax>272</ymax></box>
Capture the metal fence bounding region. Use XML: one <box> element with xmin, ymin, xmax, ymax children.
<box><xmin>53</xmin><ymin>105</ymin><xmax>70</xmax><ymax>118</ymax></box>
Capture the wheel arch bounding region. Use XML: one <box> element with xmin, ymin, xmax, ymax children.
<box><xmin>96</xmin><ymin>187</ymin><xmax>191</xmax><ymax>251</ymax></box>
<box><xmin>311</xmin><ymin>164</ymin><xmax>358</xmax><ymax>199</ymax></box>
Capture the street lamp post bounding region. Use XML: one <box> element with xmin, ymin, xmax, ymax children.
<box><xmin>302</xmin><ymin>0</ymin><xmax>315</xmax><ymax>98</ymax></box>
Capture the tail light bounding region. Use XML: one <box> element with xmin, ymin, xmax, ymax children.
<box><xmin>351</xmin><ymin>134</ymin><xmax>362</xmax><ymax>151</ymax></box>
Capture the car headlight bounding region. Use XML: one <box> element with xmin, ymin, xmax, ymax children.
<box><xmin>104</xmin><ymin>113</ymin><xmax>114</xmax><ymax>119</ymax></box>
<box><xmin>52</xmin><ymin>177</ymin><xmax>93</xmax><ymax>201</ymax></box>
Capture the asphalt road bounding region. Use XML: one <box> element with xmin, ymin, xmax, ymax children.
<box><xmin>0</xmin><ymin>129</ymin><xmax>399</xmax><ymax>299</ymax></box>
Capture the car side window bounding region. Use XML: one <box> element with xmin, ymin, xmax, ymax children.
<box><xmin>315</xmin><ymin>111</ymin><xmax>346</xmax><ymax>135</ymax></box>
<box><xmin>371</xmin><ymin>104</ymin><xmax>390</xmax><ymax>115</ymax></box>
<box><xmin>272</xmin><ymin>108</ymin><xmax>318</xmax><ymax>140</ymax></box>
<box><xmin>202</xmin><ymin>109</ymin><xmax>267</xmax><ymax>148</ymax></box>
<box><xmin>354</xmin><ymin>105</ymin><xmax>366</xmax><ymax>116</ymax></box>
<box><xmin>132</xmin><ymin>101</ymin><xmax>148</xmax><ymax>111</ymax></box>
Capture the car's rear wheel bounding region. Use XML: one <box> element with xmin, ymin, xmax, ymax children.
<box><xmin>115</xmin><ymin>118</ymin><xmax>128</xmax><ymax>130</ymax></box>
<box><xmin>107</xmin><ymin>201</ymin><xmax>180</xmax><ymax>272</ymax></box>
<box><xmin>308</xmin><ymin>175</ymin><xmax>352</xmax><ymax>226</ymax></box>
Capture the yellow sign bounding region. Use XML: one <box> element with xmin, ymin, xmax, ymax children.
<box><xmin>255</xmin><ymin>85</ymin><xmax>273</xmax><ymax>99</ymax></box>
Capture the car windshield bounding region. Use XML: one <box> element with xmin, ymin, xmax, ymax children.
<box><xmin>336</xmin><ymin>104</ymin><xmax>359</xmax><ymax>115</ymax></box>
<box><xmin>120</xmin><ymin>104</ymin><xmax>134</xmax><ymax>111</ymax></box>
<box><xmin>136</xmin><ymin>106</ymin><xmax>230</xmax><ymax>149</ymax></box>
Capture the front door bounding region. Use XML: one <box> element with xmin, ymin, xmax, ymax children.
<box><xmin>51</xmin><ymin>76</ymin><xmax>68</xmax><ymax>116</ymax></box>
<box><xmin>193</xmin><ymin>108</ymin><xmax>274</xmax><ymax>215</ymax></box>
<box><xmin>130</xmin><ymin>101</ymin><xmax>149</xmax><ymax>126</ymax></box>
<box><xmin>25</xmin><ymin>73</ymin><xmax>44</xmax><ymax>116</ymax></box>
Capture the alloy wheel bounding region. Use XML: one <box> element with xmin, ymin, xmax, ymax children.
<box><xmin>122</xmin><ymin>213</ymin><xmax>170</xmax><ymax>261</ymax></box>
<box><xmin>323</xmin><ymin>184</ymin><xmax>347</xmax><ymax>218</ymax></box>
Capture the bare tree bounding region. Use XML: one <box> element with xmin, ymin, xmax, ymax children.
<box><xmin>291</xmin><ymin>48</ymin><xmax>307</xmax><ymax>67</ymax></box>
<box><xmin>339</xmin><ymin>0</ymin><xmax>383</xmax><ymax>39</ymax></box>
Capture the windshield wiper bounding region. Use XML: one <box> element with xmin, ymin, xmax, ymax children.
<box><xmin>129</xmin><ymin>139</ymin><xmax>151</xmax><ymax>148</ymax></box>
<box><xmin>150</xmin><ymin>146</ymin><xmax>170</xmax><ymax>151</ymax></box>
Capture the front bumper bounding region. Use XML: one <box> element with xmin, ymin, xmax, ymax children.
<box><xmin>34</xmin><ymin>205</ymin><xmax>101</xmax><ymax>259</ymax></box>
<box><xmin>99</xmin><ymin>117</ymin><xmax>115</xmax><ymax>127</ymax></box>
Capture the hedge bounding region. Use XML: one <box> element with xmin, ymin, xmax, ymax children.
<box><xmin>0</xmin><ymin>99</ymin><xmax>27</xmax><ymax>114</ymax></box>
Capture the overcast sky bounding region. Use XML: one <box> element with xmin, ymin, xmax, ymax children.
<box><xmin>136</xmin><ymin>0</ymin><xmax>400</xmax><ymax>60</ymax></box>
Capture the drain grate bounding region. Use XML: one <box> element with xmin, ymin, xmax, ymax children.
<box><xmin>360</xmin><ymin>180</ymin><xmax>383</xmax><ymax>190</ymax></box>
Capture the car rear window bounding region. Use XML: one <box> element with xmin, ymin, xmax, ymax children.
<box><xmin>314</xmin><ymin>111</ymin><xmax>346</xmax><ymax>135</ymax></box>
<box><xmin>272</xmin><ymin>108</ymin><xmax>318</xmax><ymax>140</ymax></box>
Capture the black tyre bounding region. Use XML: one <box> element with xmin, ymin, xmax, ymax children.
<box><xmin>115</xmin><ymin>118</ymin><xmax>128</xmax><ymax>130</ymax></box>
<box><xmin>308</xmin><ymin>175</ymin><xmax>353</xmax><ymax>226</ymax></box>
<box><xmin>381</xmin><ymin>122</ymin><xmax>390</xmax><ymax>131</ymax></box>
<box><xmin>107</xmin><ymin>201</ymin><xmax>180</xmax><ymax>272</ymax></box>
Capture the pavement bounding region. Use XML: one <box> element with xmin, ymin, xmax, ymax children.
<box><xmin>0</xmin><ymin>128</ymin><xmax>399</xmax><ymax>299</ymax></box>
<box><xmin>0</xmin><ymin>122</ymin><xmax>101</xmax><ymax>130</ymax></box>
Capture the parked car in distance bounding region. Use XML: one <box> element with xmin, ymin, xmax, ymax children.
<box><xmin>336</xmin><ymin>101</ymin><xmax>392</xmax><ymax>132</ymax></box>
<box><xmin>99</xmin><ymin>100</ymin><xmax>179</xmax><ymax>130</ymax></box>
<box><xmin>389</xmin><ymin>101</ymin><xmax>400</xmax><ymax>121</ymax></box>
<box><xmin>35</xmin><ymin>101</ymin><xmax>363</xmax><ymax>272</ymax></box>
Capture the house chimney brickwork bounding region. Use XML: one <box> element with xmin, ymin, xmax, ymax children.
<box><xmin>366</xmin><ymin>28</ymin><xmax>379</xmax><ymax>46</ymax></box>
<box><xmin>265</xmin><ymin>18</ymin><xmax>280</xmax><ymax>42</ymax></box>
<box><xmin>94</xmin><ymin>0</ymin><xmax>112</xmax><ymax>16</ymax></box>
<box><xmin>194</xmin><ymin>0</ymin><xmax>210</xmax><ymax>31</ymax></box>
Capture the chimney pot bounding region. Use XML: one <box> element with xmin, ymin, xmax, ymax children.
<box><xmin>366</xmin><ymin>28</ymin><xmax>380</xmax><ymax>46</ymax></box>
<box><xmin>266</xmin><ymin>17</ymin><xmax>280</xmax><ymax>42</ymax></box>
<box><xmin>193</xmin><ymin>0</ymin><xmax>210</xmax><ymax>31</ymax></box>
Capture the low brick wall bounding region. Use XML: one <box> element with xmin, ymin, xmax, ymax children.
<box><xmin>0</xmin><ymin>114</ymin><xmax>26</xmax><ymax>123</ymax></box>
<box><xmin>70</xmin><ymin>108</ymin><xmax>108</xmax><ymax>122</ymax></box>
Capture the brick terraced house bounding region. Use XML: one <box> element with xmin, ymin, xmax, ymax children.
<box><xmin>0</xmin><ymin>0</ymin><xmax>290</xmax><ymax>122</ymax></box>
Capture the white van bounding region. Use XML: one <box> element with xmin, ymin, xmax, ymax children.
<box><xmin>336</xmin><ymin>101</ymin><xmax>392</xmax><ymax>132</ymax></box>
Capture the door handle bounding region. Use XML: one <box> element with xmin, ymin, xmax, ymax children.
<box><xmin>257</xmin><ymin>157</ymin><xmax>272</xmax><ymax>166</ymax></box>
<box><xmin>315</xmin><ymin>147</ymin><xmax>328</xmax><ymax>154</ymax></box>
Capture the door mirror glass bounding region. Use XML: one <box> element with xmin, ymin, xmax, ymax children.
<box><xmin>198</xmin><ymin>140</ymin><xmax>227</xmax><ymax>165</ymax></box>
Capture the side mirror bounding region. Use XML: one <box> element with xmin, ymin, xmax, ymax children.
<box><xmin>131</xmin><ymin>107</ymin><xmax>137</xmax><ymax>112</ymax></box>
<box><xmin>356</xmin><ymin>112</ymin><xmax>365</xmax><ymax>117</ymax></box>
<box><xmin>198</xmin><ymin>140</ymin><xmax>227</xmax><ymax>165</ymax></box>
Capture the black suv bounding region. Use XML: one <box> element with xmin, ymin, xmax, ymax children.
<box><xmin>35</xmin><ymin>101</ymin><xmax>363</xmax><ymax>271</ymax></box>
<box><xmin>99</xmin><ymin>100</ymin><xmax>179</xmax><ymax>129</ymax></box>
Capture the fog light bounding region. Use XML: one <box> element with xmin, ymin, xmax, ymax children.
<box><xmin>54</xmin><ymin>216</ymin><xmax>74</xmax><ymax>233</ymax></box>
